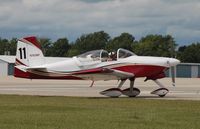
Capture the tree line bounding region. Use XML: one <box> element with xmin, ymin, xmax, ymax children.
<box><xmin>0</xmin><ymin>31</ymin><xmax>200</xmax><ymax>63</ymax></box>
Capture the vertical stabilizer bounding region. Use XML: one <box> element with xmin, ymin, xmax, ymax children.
<box><xmin>15</xmin><ymin>36</ymin><xmax>45</xmax><ymax>78</ymax></box>
<box><xmin>15</xmin><ymin>36</ymin><xmax>44</xmax><ymax>67</ymax></box>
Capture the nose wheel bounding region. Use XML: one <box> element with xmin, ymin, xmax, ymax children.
<box><xmin>151</xmin><ymin>88</ymin><xmax>169</xmax><ymax>97</ymax></box>
<box><xmin>151</xmin><ymin>80</ymin><xmax>169</xmax><ymax>97</ymax></box>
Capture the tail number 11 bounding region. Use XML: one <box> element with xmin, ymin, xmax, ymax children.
<box><xmin>19</xmin><ymin>47</ymin><xmax>26</xmax><ymax>59</ymax></box>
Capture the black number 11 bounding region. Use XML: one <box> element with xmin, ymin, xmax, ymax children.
<box><xmin>19</xmin><ymin>47</ymin><xmax>26</xmax><ymax>59</ymax></box>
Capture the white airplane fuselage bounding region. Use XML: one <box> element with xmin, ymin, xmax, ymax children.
<box><xmin>15</xmin><ymin>55</ymin><xmax>179</xmax><ymax>80</ymax></box>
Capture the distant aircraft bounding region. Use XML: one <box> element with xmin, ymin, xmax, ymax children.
<box><xmin>14</xmin><ymin>36</ymin><xmax>180</xmax><ymax>97</ymax></box>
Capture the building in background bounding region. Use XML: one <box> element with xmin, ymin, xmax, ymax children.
<box><xmin>177</xmin><ymin>63</ymin><xmax>200</xmax><ymax>78</ymax></box>
<box><xmin>0</xmin><ymin>56</ymin><xmax>15</xmax><ymax>76</ymax></box>
<box><xmin>0</xmin><ymin>55</ymin><xmax>199</xmax><ymax>78</ymax></box>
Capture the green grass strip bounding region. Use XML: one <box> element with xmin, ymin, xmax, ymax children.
<box><xmin>0</xmin><ymin>95</ymin><xmax>199</xmax><ymax>129</ymax></box>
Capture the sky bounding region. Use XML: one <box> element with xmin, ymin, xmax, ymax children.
<box><xmin>0</xmin><ymin>0</ymin><xmax>200</xmax><ymax>45</ymax></box>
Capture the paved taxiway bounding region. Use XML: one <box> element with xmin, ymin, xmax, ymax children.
<box><xmin>0</xmin><ymin>76</ymin><xmax>199</xmax><ymax>100</ymax></box>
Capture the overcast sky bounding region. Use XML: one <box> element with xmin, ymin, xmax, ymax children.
<box><xmin>0</xmin><ymin>0</ymin><xmax>200</xmax><ymax>45</ymax></box>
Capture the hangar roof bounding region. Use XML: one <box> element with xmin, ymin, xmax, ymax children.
<box><xmin>0</xmin><ymin>55</ymin><xmax>15</xmax><ymax>63</ymax></box>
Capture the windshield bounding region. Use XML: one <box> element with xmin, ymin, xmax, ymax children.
<box><xmin>117</xmin><ymin>48</ymin><xmax>136</xmax><ymax>59</ymax></box>
<box><xmin>77</xmin><ymin>50</ymin><xmax>108</xmax><ymax>62</ymax></box>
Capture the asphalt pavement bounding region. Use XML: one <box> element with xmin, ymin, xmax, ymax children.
<box><xmin>0</xmin><ymin>76</ymin><xmax>199</xmax><ymax>100</ymax></box>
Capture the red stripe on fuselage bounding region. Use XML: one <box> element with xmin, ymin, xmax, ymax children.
<box><xmin>15</xmin><ymin>59</ymin><xmax>27</xmax><ymax>66</ymax></box>
<box><xmin>112</xmin><ymin>65</ymin><xmax>166</xmax><ymax>77</ymax></box>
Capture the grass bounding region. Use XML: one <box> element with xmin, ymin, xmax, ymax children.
<box><xmin>0</xmin><ymin>95</ymin><xmax>199</xmax><ymax>129</ymax></box>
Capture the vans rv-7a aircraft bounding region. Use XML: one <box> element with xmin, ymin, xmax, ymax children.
<box><xmin>14</xmin><ymin>36</ymin><xmax>180</xmax><ymax>97</ymax></box>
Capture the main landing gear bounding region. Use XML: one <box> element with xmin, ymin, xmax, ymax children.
<box><xmin>100</xmin><ymin>78</ymin><xmax>140</xmax><ymax>98</ymax></box>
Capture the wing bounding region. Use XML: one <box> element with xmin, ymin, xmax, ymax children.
<box><xmin>24</xmin><ymin>66</ymin><xmax>134</xmax><ymax>81</ymax></box>
<box><xmin>73</xmin><ymin>68</ymin><xmax>134</xmax><ymax>81</ymax></box>
<box><xmin>26</xmin><ymin>66</ymin><xmax>47</xmax><ymax>72</ymax></box>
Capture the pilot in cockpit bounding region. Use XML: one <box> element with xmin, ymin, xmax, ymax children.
<box><xmin>108</xmin><ymin>51</ymin><xmax>117</xmax><ymax>61</ymax></box>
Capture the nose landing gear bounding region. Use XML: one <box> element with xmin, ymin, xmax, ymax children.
<box><xmin>151</xmin><ymin>80</ymin><xmax>169</xmax><ymax>97</ymax></box>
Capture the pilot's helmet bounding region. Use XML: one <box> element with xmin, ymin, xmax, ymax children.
<box><xmin>87</xmin><ymin>54</ymin><xmax>92</xmax><ymax>58</ymax></box>
<box><xmin>109</xmin><ymin>52</ymin><xmax>115</xmax><ymax>56</ymax></box>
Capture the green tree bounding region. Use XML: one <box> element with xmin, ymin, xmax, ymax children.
<box><xmin>133</xmin><ymin>35</ymin><xmax>177</xmax><ymax>57</ymax></box>
<box><xmin>51</xmin><ymin>38</ymin><xmax>70</xmax><ymax>57</ymax></box>
<box><xmin>38</xmin><ymin>38</ymin><xmax>52</xmax><ymax>56</ymax></box>
<box><xmin>0</xmin><ymin>38</ymin><xmax>9</xmax><ymax>55</ymax></box>
<box><xmin>178</xmin><ymin>43</ymin><xmax>200</xmax><ymax>63</ymax></box>
<box><xmin>9</xmin><ymin>38</ymin><xmax>17</xmax><ymax>55</ymax></box>
<box><xmin>67</xmin><ymin>31</ymin><xmax>110</xmax><ymax>56</ymax></box>
<box><xmin>67</xmin><ymin>49</ymin><xmax>79</xmax><ymax>57</ymax></box>
<box><xmin>0</xmin><ymin>38</ymin><xmax>17</xmax><ymax>55</ymax></box>
<box><xmin>106</xmin><ymin>33</ymin><xmax>135</xmax><ymax>51</ymax></box>
<box><xmin>0</xmin><ymin>38</ymin><xmax>5</xmax><ymax>55</ymax></box>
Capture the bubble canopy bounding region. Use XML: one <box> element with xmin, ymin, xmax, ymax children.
<box><xmin>117</xmin><ymin>48</ymin><xmax>137</xmax><ymax>59</ymax></box>
<box><xmin>77</xmin><ymin>48</ymin><xmax>136</xmax><ymax>62</ymax></box>
<box><xmin>77</xmin><ymin>50</ymin><xmax>109</xmax><ymax>62</ymax></box>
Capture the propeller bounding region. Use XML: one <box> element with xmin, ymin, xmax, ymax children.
<box><xmin>170</xmin><ymin>66</ymin><xmax>175</xmax><ymax>86</ymax></box>
<box><xmin>169</xmin><ymin>58</ymin><xmax>180</xmax><ymax>87</ymax></box>
<box><xmin>170</xmin><ymin>39</ymin><xmax>177</xmax><ymax>87</ymax></box>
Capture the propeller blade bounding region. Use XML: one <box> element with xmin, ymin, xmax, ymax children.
<box><xmin>170</xmin><ymin>66</ymin><xmax>175</xmax><ymax>86</ymax></box>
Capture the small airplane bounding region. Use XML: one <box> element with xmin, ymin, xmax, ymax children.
<box><xmin>14</xmin><ymin>36</ymin><xmax>180</xmax><ymax>97</ymax></box>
